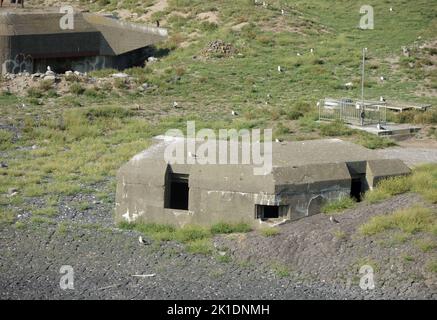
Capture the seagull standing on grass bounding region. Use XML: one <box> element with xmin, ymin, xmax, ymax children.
<box><xmin>380</xmin><ymin>76</ymin><xmax>386</xmax><ymax>82</ymax></box>
<box><xmin>231</xmin><ymin>110</ymin><xmax>238</xmax><ymax>116</ymax></box>
<box><xmin>281</xmin><ymin>9</ymin><xmax>285</xmax><ymax>15</ymax></box>
<box><xmin>310</xmin><ymin>48</ymin><xmax>314</xmax><ymax>54</ymax></box>
<box><xmin>389</xmin><ymin>7</ymin><xmax>393</xmax><ymax>12</ymax></box>
<box><xmin>380</xmin><ymin>96</ymin><xmax>386</xmax><ymax>102</ymax></box>
<box><xmin>173</xmin><ymin>101</ymin><xmax>179</xmax><ymax>108</ymax></box>
<box><xmin>277</xmin><ymin>65</ymin><xmax>283</xmax><ymax>73</ymax></box>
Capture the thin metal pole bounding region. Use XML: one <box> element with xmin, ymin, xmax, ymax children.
<box><xmin>361</xmin><ymin>48</ymin><xmax>366</xmax><ymax>105</ymax></box>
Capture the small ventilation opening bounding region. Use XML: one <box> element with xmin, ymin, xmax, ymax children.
<box><xmin>350</xmin><ymin>177</ymin><xmax>363</xmax><ymax>202</ymax></box>
<box><xmin>256</xmin><ymin>205</ymin><xmax>287</xmax><ymax>221</ymax></box>
<box><xmin>166</xmin><ymin>173</ymin><xmax>189</xmax><ymax>210</ymax></box>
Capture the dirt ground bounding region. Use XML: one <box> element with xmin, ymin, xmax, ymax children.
<box><xmin>1</xmin><ymin>142</ymin><xmax>436</xmax><ymax>299</ymax></box>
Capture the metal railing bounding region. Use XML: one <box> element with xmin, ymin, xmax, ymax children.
<box><xmin>318</xmin><ymin>98</ymin><xmax>387</xmax><ymax>126</ymax></box>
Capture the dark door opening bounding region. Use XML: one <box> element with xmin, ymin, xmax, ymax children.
<box><xmin>165</xmin><ymin>173</ymin><xmax>189</xmax><ymax>210</ymax></box>
<box><xmin>256</xmin><ymin>205</ymin><xmax>287</xmax><ymax>221</ymax></box>
<box><xmin>350</xmin><ymin>177</ymin><xmax>363</xmax><ymax>202</ymax></box>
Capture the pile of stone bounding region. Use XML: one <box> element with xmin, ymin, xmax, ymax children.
<box><xmin>200</xmin><ymin>40</ymin><xmax>237</xmax><ymax>58</ymax></box>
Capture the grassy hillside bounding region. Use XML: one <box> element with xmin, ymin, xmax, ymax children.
<box><xmin>1</xmin><ymin>0</ymin><xmax>437</xmax><ymax>225</ymax></box>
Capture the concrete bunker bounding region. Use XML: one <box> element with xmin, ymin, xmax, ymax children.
<box><xmin>115</xmin><ymin>137</ymin><xmax>411</xmax><ymax>228</ymax></box>
<box><xmin>0</xmin><ymin>9</ymin><xmax>167</xmax><ymax>74</ymax></box>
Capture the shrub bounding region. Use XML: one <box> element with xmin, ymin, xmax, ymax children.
<box><xmin>174</xmin><ymin>226</ymin><xmax>210</xmax><ymax>243</ymax></box>
<box><xmin>355</xmin><ymin>133</ymin><xmax>396</xmax><ymax>149</ymax></box>
<box><xmin>186</xmin><ymin>239</ymin><xmax>213</xmax><ymax>255</ymax></box>
<box><xmin>322</xmin><ymin>196</ymin><xmax>356</xmax><ymax>214</ymax></box>
<box><xmin>27</xmin><ymin>87</ymin><xmax>44</xmax><ymax>98</ymax></box>
<box><xmin>85</xmin><ymin>106</ymin><xmax>133</xmax><ymax>119</ymax></box>
<box><xmin>210</xmin><ymin>222</ymin><xmax>252</xmax><ymax>234</ymax></box>
<box><xmin>69</xmin><ymin>83</ymin><xmax>85</xmax><ymax>95</ymax></box>
<box><xmin>260</xmin><ymin>227</ymin><xmax>280</xmax><ymax>237</ymax></box>
<box><xmin>320</xmin><ymin>121</ymin><xmax>354</xmax><ymax>136</ymax></box>
<box><xmin>364</xmin><ymin>176</ymin><xmax>411</xmax><ymax>204</ymax></box>
<box><xmin>39</xmin><ymin>80</ymin><xmax>54</xmax><ymax>91</ymax></box>
<box><xmin>359</xmin><ymin>206</ymin><xmax>435</xmax><ymax>236</ymax></box>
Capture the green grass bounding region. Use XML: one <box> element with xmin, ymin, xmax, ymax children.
<box><xmin>271</xmin><ymin>263</ymin><xmax>291</xmax><ymax>278</ymax></box>
<box><xmin>186</xmin><ymin>238</ymin><xmax>213</xmax><ymax>255</ymax></box>
<box><xmin>359</xmin><ymin>206</ymin><xmax>436</xmax><ymax>236</ymax></box>
<box><xmin>210</xmin><ymin>222</ymin><xmax>252</xmax><ymax>234</ymax></box>
<box><xmin>260</xmin><ymin>227</ymin><xmax>280</xmax><ymax>237</ymax></box>
<box><xmin>33</xmin><ymin>207</ymin><xmax>57</xmax><ymax>217</ymax></box>
<box><xmin>322</xmin><ymin>196</ymin><xmax>356</xmax><ymax>214</ymax></box>
<box><xmin>427</xmin><ymin>260</ymin><xmax>437</xmax><ymax>273</ymax></box>
<box><xmin>333</xmin><ymin>230</ymin><xmax>347</xmax><ymax>239</ymax></box>
<box><xmin>364</xmin><ymin>176</ymin><xmax>411</xmax><ymax>204</ymax></box>
<box><xmin>415</xmin><ymin>238</ymin><xmax>436</xmax><ymax>253</ymax></box>
<box><xmin>0</xmin><ymin>210</ymin><xmax>15</xmax><ymax>226</ymax></box>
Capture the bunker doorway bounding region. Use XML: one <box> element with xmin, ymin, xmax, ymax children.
<box><xmin>165</xmin><ymin>173</ymin><xmax>189</xmax><ymax>210</ymax></box>
<box><xmin>256</xmin><ymin>205</ymin><xmax>288</xmax><ymax>221</ymax></box>
<box><xmin>350</xmin><ymin>175</ymin><xmax>365</xmax><ymax>202</ymax></box>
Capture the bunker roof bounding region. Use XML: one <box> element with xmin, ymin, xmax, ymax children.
<box><xmin>0</xmin><ymin>10</ymin><xmax>167</xmax><ymax>56</ymax></box>
<box><xmin>119</xmin><ymin>136</ymin><xmax>410</xmax><ymax>194</ymax></box>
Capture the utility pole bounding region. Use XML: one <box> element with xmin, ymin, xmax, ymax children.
<box><xmin>361</xmin><ymin>47</ymin><xmax>367</xmax><ymax>106</ymax></box>
<box><xmin>360</xmin><ymin>47</ymin><xmax>367</xmax><ymax>126</ymax></box>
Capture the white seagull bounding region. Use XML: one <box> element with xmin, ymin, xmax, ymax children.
<box><xmin>172</xmin><ymin>101</ymin><xmax>179</xmax><ymax>108</ymax></box>
<box><xmin>277</xmin><ymin>65</ymin><xmax>283</xmax><ymax>73</ymax></box>
<box><xmin>138</xmin><ymin>236</ymin><xmax>149</xmax><ymax>245</ymax></box>
<box><xmin>231</xmin><ymin>110</ymin><xmax>238</xmax><ymax>116</ymax></box>
<box><xmin>329</xmin><ymin>216</ymin><xmax>339</xmax><ymax>224</ymax></box>
<box><xmin>380</xmin><ymin>96</ymin><xmax>386</xmax><ymax>102</ymax></box>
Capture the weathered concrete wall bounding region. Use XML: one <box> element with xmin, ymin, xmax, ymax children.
<box><xmin>114</xmin><ymin>138</ymin><xmax>412</xmax><ymax>229</ymax></box>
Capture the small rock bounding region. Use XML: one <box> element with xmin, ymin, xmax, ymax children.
<box><xmin>43</xmin><ymin>75</ymin><xmax>56</xmax><ymax>82</ymax></box>
<box><xmin>65</xmin><ymin>70</ymin><xmax>73</xmax><ymax>76</ymax></box>
<box><xmin>112</xmin><ymin>72</ymin><xmax>129</xmax><ymax>79</ymax></box>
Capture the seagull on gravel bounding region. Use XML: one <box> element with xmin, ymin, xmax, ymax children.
<box><xmin>329</xmin><ymin>216</ymin><xmax>340</xmax><ymax>224</ymax></box>
<box><xmin>138</xmin><ymin>236</ymin><xmax>147</xmax><ymax>244</ymax></box>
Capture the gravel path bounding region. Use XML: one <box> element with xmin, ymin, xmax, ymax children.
<box><xmin>0</xmin><ymin>223</ymin><xmax>362</xmax><ymax>300</ymax></box>
<box><xmin>377</xmin><ymin>146</ymin><xmax>437</xmax><ymax>167</ymax></box>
